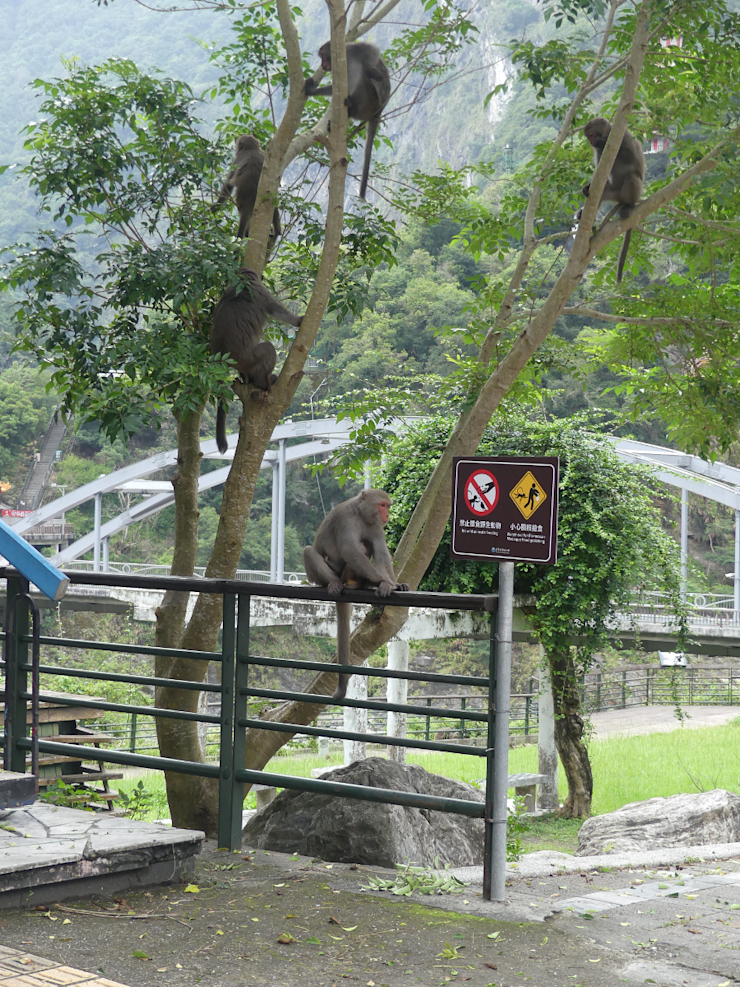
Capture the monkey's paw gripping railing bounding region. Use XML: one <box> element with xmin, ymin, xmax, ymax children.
<box><xmin>1</xmin><ymin>568</ymin><xmax>513</xmax><ymax>900</ymax></box>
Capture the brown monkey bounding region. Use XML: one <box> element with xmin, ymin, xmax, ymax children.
<box><xmin>304</xmin><ymin>42</ymin><xmax>391</xmax><ymax>199</ymax></box>
<box><xmin>212</xmin><ymin>134</ymin><xmax>282</xmax><ymax>250</ymax></box>
<box><xmin>304</xmin><ymin>489</ymin><xmax>409</xmax><ymax>699</ymax></box>
<box><xmin>582</xmin><ymin>117</ymin><xmax>645</xmax><ymax>283</ymax></box>
<box><xmin>210</xmin><ymin>269</ymin><xmax>303</xmax><ymax>454</ymax></box>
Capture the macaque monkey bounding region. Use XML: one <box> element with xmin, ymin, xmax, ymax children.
<box><xmin>582</xmin><ymin>117</ymin><xmax>645</xmax><ymax>283</ymax></box>
<box><xmin>304</xmin><ymin>489</ymin><xmax>409</xmax><ymax>699</ymax></box>
<box><xmin>304</xmin><ymin>41</ymin><xmax>391</xmax><ymax>199</ymax></box>
<box><xmin>212</xmin><ymin>134</ymin><xmax>282</xmax><ymax>250</ymax></box>
<box><xmin>210</xmin><ymin>269</ymin><xmax>303</xmax><ymax>454</ymax></box>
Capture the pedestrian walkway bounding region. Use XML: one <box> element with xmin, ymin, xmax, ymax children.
<box><xmin>0</xmin><ymin>945</ymin><xmax>128</xmax><ymax>986</ymax></box>
<box><xmin>590</xmin><ymin>703</ymin><xmax>739</xmax><ymax>738</ymax></box>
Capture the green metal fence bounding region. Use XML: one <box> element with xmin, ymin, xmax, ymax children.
<box><xmin>2</xmin><ymin>570</ymin><xmax>501</xmax><ymax>880</ymax></box>
<box><xmin>580</xmin><ymin>665</ymin><xmax>740</xmax><ymax>712</ymax></box>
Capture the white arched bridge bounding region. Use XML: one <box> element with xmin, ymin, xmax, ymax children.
<box><xmin>5</xmin><ymin>420</ymin><xmax>740</xmax><ymax>654</ymax></box>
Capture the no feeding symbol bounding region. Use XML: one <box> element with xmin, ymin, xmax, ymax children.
<box><xmin>464</xmin><ymin>469</ymin><xmax>499</xmax><ymax>516</ymax></box>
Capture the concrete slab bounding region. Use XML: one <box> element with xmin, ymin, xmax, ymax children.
<box><xmin>0</xmin><ymin>803</ymin><xmax>203</xmax><ymax>908</ymax></box>
<box><xmin>0</xmin><ymin>770</ymin><xmax>36</xmax><ymax>812</ymax></box>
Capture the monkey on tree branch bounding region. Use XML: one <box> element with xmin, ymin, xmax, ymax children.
<box><xmin>209</xmin><ymin>269</ymin><xmax>304</xmax><ymax>455</ymax></box>
<box><xmin>582</xmin><ymin>116</ymin><xmax>645</xmax><ymax>283</ymax></box>
<box><xmin>304</xmin><ymin>489</ymin><xmax>409</xmax><ymax>699</ymax></box>
<box><xmin>304</xmin><ymin>41</ymin><xmax>391</xmax><ymax>199</ymax></box>
<box><xmin>212</xmin><ymin>134</ymin><xmax>282</xmax><ymax>252</ymax></box>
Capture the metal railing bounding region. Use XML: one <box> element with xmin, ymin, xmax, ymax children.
<box><xmin>1</xmin><ymin>568</ymin><xmax>504</xmax><ymax>889</ymax></box>
<box><xmin>581</xmin><ymin>664</ymin><xmax>740</xmax><ymax>712</ymax></box>
<box><xmin>628</xmin><ymin>590</ymin><xmax>740</xmax><ymax>626</ymax></box>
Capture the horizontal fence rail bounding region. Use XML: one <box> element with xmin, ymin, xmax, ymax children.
<box><xmin>1</xmin><ymin>567</ymin><xmax>506</xmax><ymax>890</ymax></box>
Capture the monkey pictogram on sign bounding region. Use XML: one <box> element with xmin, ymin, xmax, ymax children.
<box><xmin>464</xmin><ymin>469</ymin><xmax>499</xmax><ymax>516</ymax></box>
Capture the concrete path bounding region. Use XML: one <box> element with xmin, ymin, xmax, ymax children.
<box><xmin>0</xmin><ymin>840</ymin><xmax>738</xmax><ymax>986</ymax></box>
<box><xmin>590</xmin><ymin>703</ymin><xmax>739</xmax><ymax>739</ymax></box>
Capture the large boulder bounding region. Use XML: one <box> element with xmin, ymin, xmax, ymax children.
<box><xmin>242</xmin><ymin>757</ymin><xmax>485</xmax><ymax>867</ymax></box>
<box><xmin>577</xmin><ymin>789</ymin><xmax>740</xmax><ymax>855</ymax></box>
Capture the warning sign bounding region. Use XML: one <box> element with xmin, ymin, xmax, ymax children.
<box><xmin>464</xmin><ymin>469</ymin><xmax>499</xmax><ymax>516</ymax></box>
<box><xmin>510</xmin><ymin>471</ymin><xmax>546</xmax><ymax>519</ymax></box>
<box><xmin>451</xmin><ymin>455</ymin><xmax>559</xmax><ymax>565</ymax></box>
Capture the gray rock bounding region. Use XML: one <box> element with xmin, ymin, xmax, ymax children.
<box><xmin>577</xmin><ymin>789</ymin><xmax>740</xmax><ymax>855</ymax></box>
<box><xmin>242</xmin><ymin>757</ymin><xmax>484</xmax><ymax>867</ymax></box>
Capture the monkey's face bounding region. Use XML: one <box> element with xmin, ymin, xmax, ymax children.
<box><xmin>377</xmin><ymin>499</ymin><xmax>390</xmax><ymax>525</ymax></box>
<box><xmin>318</xmin><ymin>42</ymin><xmax>332</xmax><ymax>72</ymax></box>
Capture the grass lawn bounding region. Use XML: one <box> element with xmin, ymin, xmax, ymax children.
<box><xmin>114</xmin><ymin>717</ymin><xmax>740</xmax><ymax>854</ymax></box>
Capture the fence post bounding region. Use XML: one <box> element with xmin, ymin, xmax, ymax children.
<box><xmin>459</xmin><ymin>696</ymin><xmax>466</xmax><ymax>739</ymax></box>
<box><xmin>622</xmin><ymin>670</ymin><xmax>627</xmax><ymax>709</ymax></box>
<box><xmin>3</xmin><ymin>575</ymin><xmax>29</xmax><ymax>773</ymax></box>
<box><xmin>425</xmin><ymin>698</ymin><xmax>432</xmax><ymax>741</ymax></box>
<box><xmin>229</xmin><ymin>594</ymin><xmax>250</xmax><ymax>845</ymax></box>
<box><xmin>596</xmin><ymin>672</ymin><xmax>602</xmax><ymax>712</ymax></box>
<box><xmin>217</xmin><ymin>593</ymin><xmax>237</xmax><ymax>850</ymax></box>
<box><xmin>129</xmin><ymin>712</ymin><xmax>138</xmax><ymax>753</ymax></box>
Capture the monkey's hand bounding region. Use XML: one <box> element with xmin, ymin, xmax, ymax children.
<box><xmin>304</xmin><ymin>78</ymin><xmax>318</xmax><ymax>96</ymax></box>
<box><xmin>375</xmin><ymin>580</ymin><xmax>397</xmax><ymax>598</ymax></box>
<box><xmin>582</xmin><ymin>183</ymin><xmax>591</xmax><ymax>198</ymax></box>
<box><xmin>396</xmin><ymin>582</ymin><xmax>410</xmax><ymax>592</ymax></box>
<box><xmin>327</xmin><ymin>578</ymin><xmax>344</xmax><ymax>596</ymax></box>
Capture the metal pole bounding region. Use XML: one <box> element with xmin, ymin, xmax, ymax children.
<box><xmin>484</xmin><ymin>560</ymin><xmax>513</xmax><ymax>902</ymax></box>
<box><xmin>734</xmin><ymin>510</ymin><xmax>740</xmax><ymax>620</ymax></box>
<box><xmin>364</xmin><ymin>462</ymin><xmax>372</xmax><ymax>490</ymax></box>
<box><xmin>680</xmin><ymin>487</ymin><xmax>688</xmax><ymax>599</ymax></box>
<box><xmin>217</xmin><ymin>593</ymin><xmax>237</xmax><ymax>850</ymax></box>
<box><xmin>270</xmin><ymin>458</ymin><xmax>278</xmax><ymax>582</ymax></box>
<box><xmin>94</xmin><ymin>491</ymin><xmax>102</xmax><ymax>572</ymax></box>
<box><xmin>277</xmin><ymin>439</ymin><xmax>286</xmax><ymax>582</ymax></box>
<box><xmin>102</xmin><ymin>536</ymin><xmax>109</xmax><ymax>573</ymax></box>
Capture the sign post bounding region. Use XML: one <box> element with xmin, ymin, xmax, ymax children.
<box><xmin>451</xmin><ymin>456</ymin><xmax>559</xmax><ymax>902</ymax></box>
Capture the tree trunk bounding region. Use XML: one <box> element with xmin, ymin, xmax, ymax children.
<box><xmin>153</xmin><ymin>409</ymin><xmax>220</xmax><ymax>834</ymax></box>
<box><xmin>549</xmin><ymin>647</ymin><xmax>592</xmax><ymax>818</ymax></box>
<box><xmin>158</xmin><ymin>0</ymin><xmax>352</xmax><ymax>833</ymax></box>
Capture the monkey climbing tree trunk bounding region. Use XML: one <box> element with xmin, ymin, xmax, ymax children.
<box><xmin>548</xmin><ymin>647</ymin><xmax>592</xmax><ymax>819</ymax></box>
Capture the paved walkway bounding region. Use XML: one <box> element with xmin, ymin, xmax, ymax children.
<box><xmin>0</xmin><ymin>944</ymin><xmax>127</xmax><ymax>986</ymax></box>
<box><xmin>590</xmin><ymin>703</ymin><xmax>739</xmax><ymax>738</ymax></box>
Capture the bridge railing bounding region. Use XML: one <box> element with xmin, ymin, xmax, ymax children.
<box><xmin>60</xmin><ymin>560</ymin><xmax>306</xmax><ymax>583</ymax></box>
<box><xmin>626</xmin><ymin>589</ymin><xmax>740</xmax><ymax>626</ymax></box>
<box><xmin>1</xmin><ymin>568</ymin><xmax>508</xmax><ymax>891</ymax></box>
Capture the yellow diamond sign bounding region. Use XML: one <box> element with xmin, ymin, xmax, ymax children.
<box><xmin>510</xmin><ymin>471</ymin><xmax>547</xmax><ymax>519</ymax></box>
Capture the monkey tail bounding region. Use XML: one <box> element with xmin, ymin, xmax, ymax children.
<box><xmin>216</xmin><ymin>403</ymin><xmax>228</xmax><ymax>455</ymax></box>
<box><xmin>331</xmin><ymin>600</ymin><xmax>352</xmax><ymax>700</ymax></box>
<box><xmin>617</xmin><ymin>228</ymin><xmax>632</xmax><ymax>284</ymax></box>
<box><xmin>359</xmin><ymin>115</ymin><xmax>380</xmax><ymax>200</ymax></box>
